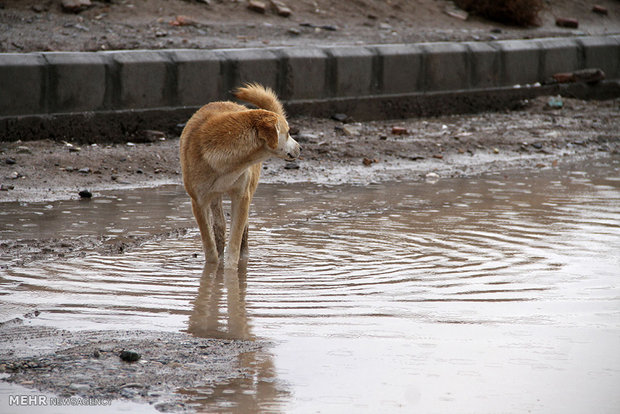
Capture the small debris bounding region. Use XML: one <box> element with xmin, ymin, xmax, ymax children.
<box><xmin>119</xmin><ymin>350</ymin><xmax>141</xmax><ymax>363</ymax></box>
<box><xmin>288</xmin><ymin>28</ymin><xmax>301</xmax><ymax>36</ymax></box>
<box><xmin>284</xmin><ymin>161</ymin><xmax>300</xmax><ymax>170</ymax></box>
<box><xmin>362</xmin><ymin>157</ymin><xmax>378</xmax><ymax>166</ymax></box>
<box><xmin>5</xmin><ymin>158</ymin><xmax>16</xmax><ymax>165</ymax></box>
<box><xmin>78</xmin><ymin>190</ymin><xmax>92</xmax><ymax>199</ymax></box>
<box><xmin>432</xmin><ymin>154</ymin><xmax>444</xmax><ymax>159</ymax></box>
<box><xmin>592</xmin><ymin>5</ymin><xmax>608</xmax><ymax>15</ymax></box>
<box><xmin>78</xmin><ymin>168</ymin><xmax>90</xmax><ymax>174</ymax></box>
<box><xmin>247</xmin><ymin>1</ymin><xmax>267</xmax><ymax>14</ymax></box>
<box><xmin>69</xmin><ymin>383</ymin><xmax>90</xmax><ymax>392</ymax></box>
<box><xmin>296</xmin><ymin>133</ymin><xmax>318</xmax><ymax>143</ymax></box>
<box><xmin>391</xmin><ymin>126</ymin><xmax>408</xmax><ymax>135</ymax></box>
<box><xmin>552</xmin><ymin>68</ymin><xmax>605</xmax><ymax>84</ymax></box>
<box><xmin>139</xmin><ymin>130</ymin><xmax>166</xmax><ymax>143</ymax></box>
<box><xmin>61</xmin><ymin>0</ymin><xmax>92</xmax><ymax>13</ymax></box>
<box><xmin>493</xmin><ymin>147</ymin><xmax>500</xmax><ymax>154</ymax></box>
<box><xmin>321</xmin><ymin>25</ymin><xmax>338</xmax><ymax>31</ymax></box>
<box><xmin>1</xmin><ymin>184</ymin><xmax>14</xmax><ymax>191</ymax></box>
<box><xmin>547</xmin><ymin>95</ymin><xmax>563</xmax><ymax>109</ymax></box>
<box><xmin>16</xmin><ymin>146</ymin><xmax>32</xmax><ymax>155</ymax></box>
<box><xmin>170</xmin><ymin>15</ymin><xmax>198</xmax><ymax>27</ymax></box>
<box><xmin>31</xmin><ymin>4</ymin><xmax>48</xmax><ymax>13</ymax></box>
<box><xmin>555</xmin><ymin>17</ymin><xmax>578</xmax><ymax>29</ymax></box>
<box><xmin>444</xmin><ymin>4</ymin><xmax>468</xmax><ymax>21</ymax></box>
<box><xmin>408</xmin><ymin>156</ymin><xmax>424</xmax><ymax>161</ymax></box>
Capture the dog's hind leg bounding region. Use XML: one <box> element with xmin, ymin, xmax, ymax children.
<box><xmin>210</xmin><ymin>195</ymin><xmax>226</xmax><ymax>256</ymax></box>
<box><xmin>192</xmin><ymin>198</ymin><xmax>219</xmax><ymax>263</ymax></box>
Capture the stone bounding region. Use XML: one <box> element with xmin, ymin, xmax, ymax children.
<box><xmin>342</xmin><ymin>124</ymin><xmax>362</xmax><ymax>136</ymax></box>
<box><xmin>555</xmin><ymin>17</ymin><xmax>578</xmax><ymax>29</ymax></box>
<box><xmin>391</xmin><ymin>126</ymin><xmax>407</xmax><ymax>135</ymax></box>
<box><xmin>332</xmin><ymin>113</ymin><xmax>349</xmax><ymax>122</ymax></box>
<box><xmin>78</xmin><ymin>190</ymin><xmax>92</xmax><ymax>199</ymax></box>
<box><xmin>61</xmin><ymin>0</ymin><xmax>92</xmax><ymax>13</ymax></box>
<box><xmin>592</xmin><ymin>5</ymin><xmax>608</xmax><ymax>15</ymax></box>
<box><xmin>271</xmin><ymin>1</ymin><xmax>292</xmax><ymax>17</ymax></box>
<box><xmin>247</xmin><ymin>1</ymin><xmax>267</xmax><ymax>14</ymax></box>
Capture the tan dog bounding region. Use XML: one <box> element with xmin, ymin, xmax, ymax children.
<box><xmin>180</xmin><ymin>84</ymin><xmax>301</xmax><ymax>269</ymax></box>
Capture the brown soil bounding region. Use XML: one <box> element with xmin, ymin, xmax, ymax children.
<box><xmin>1</xmin><ymin>0</ymin><xmax>619</xmax><ymax>53</ymax></box>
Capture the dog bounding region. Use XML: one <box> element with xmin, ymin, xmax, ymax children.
<box><xmin>179</xmin><ymin>83</ymin><xmax>301</xmax><ymax>269</ymax></box>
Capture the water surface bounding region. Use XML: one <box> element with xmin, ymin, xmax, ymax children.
<box><xmin>1</xmin><ymin>157</ymin><xmax>619</xmax><ymax>413</ymax></box>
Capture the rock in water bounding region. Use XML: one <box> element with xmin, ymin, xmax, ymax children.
<box><xmin>119</xmin><ymin>350</ymin><xmax>141</xmax><ymax>362</ymax></box>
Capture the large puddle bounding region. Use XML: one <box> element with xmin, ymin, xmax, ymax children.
<box><xmin>1</xmin><ymin>156</ymin><xmax>620</xmax><ymax>413</ymax></box>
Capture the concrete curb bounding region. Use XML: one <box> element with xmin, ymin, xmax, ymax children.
<box><xmin>1</xmin><ymin>35</ymin><xmax>619</xmax><ymax>142</ymax></box>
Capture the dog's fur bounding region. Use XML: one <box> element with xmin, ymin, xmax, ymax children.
<box><xmin>180</xmin><ymin>84</ymin><xmax>300</xmax><ymax>269</ymax></box>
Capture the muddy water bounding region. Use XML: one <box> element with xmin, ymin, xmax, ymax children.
<box><xmin>1</xmin><ymin>157</ymin><xmax>620</xmax><ymax>413</ymax></box>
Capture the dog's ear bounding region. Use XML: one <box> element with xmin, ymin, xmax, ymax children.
<box><xmin>255</xmin><ymin>113</ymin><xmax>279</xmax><ymax>150</ymax></box>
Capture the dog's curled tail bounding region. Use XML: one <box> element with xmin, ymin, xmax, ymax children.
<box><xmin>234</xmin><ymin>83</ymin><xmax>286</xmax><ymax>117</ymax></box>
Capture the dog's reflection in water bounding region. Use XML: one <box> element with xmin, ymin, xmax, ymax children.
<box><xmin>188</xmin><ymin>261</ymin><xmax>252</xmax><ymax>340</ymax></box>
<box><xmin>185</xmin><ymin>263</ymin><xmax>286</xmax><ymax>411</ymax></box>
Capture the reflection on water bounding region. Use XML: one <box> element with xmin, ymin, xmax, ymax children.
<box><xmin>188</xmin><ymin>264</ymin><xmax>252</xmax><ymax>340</ymax></box>
<box><xmin>1</xmin><ymin>156</ymin><xmax>619</xmax><ymax>413</ymax></box>
<box><xmin>183</xmin><ymin>264</ymin><xmax>285</xmax><ymax>413</ymax></box>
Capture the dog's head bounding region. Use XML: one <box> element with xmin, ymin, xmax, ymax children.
<box><xmin>256</xmin><ymin>112</ymin><xmax>301</xmax><ymax>161</ymax></box>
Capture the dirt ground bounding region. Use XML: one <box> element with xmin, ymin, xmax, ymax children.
<box><xmin>1</xmin><ymin>96</ymin><xmax>618</xmax><ymax>203</ymax></box>
<box><xmin>1</xmin><ymin>0</ymin><xmax>619</xmax><ymax>53</ymax></box>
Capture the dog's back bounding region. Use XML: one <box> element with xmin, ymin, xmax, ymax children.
<box><xmin>234</xmin><ymin>83</ymin><xmax>285</xmax><ymax>117</ymax></box>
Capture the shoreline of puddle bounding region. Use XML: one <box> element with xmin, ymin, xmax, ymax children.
<box><xmin>1</xmin><ymin>153</ymin><xmax>619</xmax><ymax>413</ymax></box>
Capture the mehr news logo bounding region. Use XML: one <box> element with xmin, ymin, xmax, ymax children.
<box><xmin>9</xmin><ymin>394</ymin><xmax>111</xmax><ymax>407</ymax></box>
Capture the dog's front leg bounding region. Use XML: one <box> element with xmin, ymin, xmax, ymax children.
<box><xmin>224</xmin><ymin>192</ymin><xmax>250</xmax><ymax>269</ymax></box>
